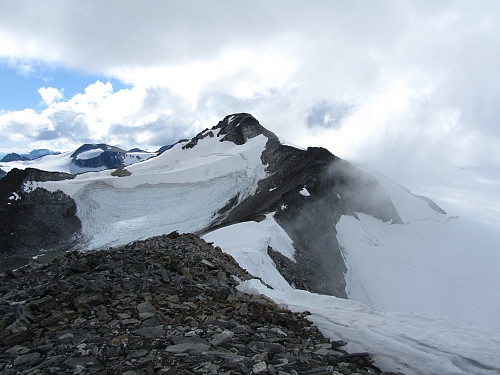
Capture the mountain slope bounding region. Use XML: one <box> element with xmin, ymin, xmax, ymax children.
<box><xmin>1</xmin><ymin>113</ymin><xmax>498</xmax><ymax>374</ymax></box>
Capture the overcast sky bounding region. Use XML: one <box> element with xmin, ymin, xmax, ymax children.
<box><xmin>1</xmin><ymin>0</ymin><xmax>500</xmax><ymax>191</ymax></box>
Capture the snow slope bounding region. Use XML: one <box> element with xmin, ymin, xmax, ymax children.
<box><xmin>238</xmin><ymin>279</ymin><xmax>500</xmax><ymax>375</ymax></box>
<box><xmin>336</xmin><ymin>173</ymin><xmax>500</xmax><ymax>334</ymax></box>
<box><xmin>35</xmin><ymin>133</ymin><xmax>269</xmax><ymax>249</ymax></box>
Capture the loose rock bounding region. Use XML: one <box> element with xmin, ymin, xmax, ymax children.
<box><xmin>0</xmin><ymin>232</ymin><xmax>390</xmax><ymax>374</ymax></box>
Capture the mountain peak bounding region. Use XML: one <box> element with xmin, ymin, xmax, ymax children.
<box><xmin>214</xmin><ymin>113</ymin><xmax>278</xmax><ymax>145</ymax></box>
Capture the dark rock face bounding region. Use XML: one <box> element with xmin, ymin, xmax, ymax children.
<box><xmin>0</xmin><ymin>233</ymin><xmax>390</xmax><ymax>375</ymax></box>
<box><xmin>0</xmin><ymin>168</ymin><xmax>6</xmax><ymax>180</ymax></box>
<box><xmin>205</xmin><ymin>113</ymin><xmax>402</xmax><ymax>297</ymax></box>
<box><xmin>156</xmin><ymin>144</ymin><xmax>174</xmax><ymax>154</ymax></box>
<box><xmin>70</xmin><ymin>144</ymin><xmax>127</xmax><ymax>169</ymax></box>
<box><xmin>0</xmin><ymin>168</ymin><xmax>81</xmax><ymax>271</ymax></box>
<box><xmin>1</xmin><ymin>153</ymin><xmax>29</xmax><ymax>162</ymax></box>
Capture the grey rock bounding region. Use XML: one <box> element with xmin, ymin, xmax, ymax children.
<box><xmin>70</xmin><ymin>261</ymin><xmax>90</xmax><ymax>273</ymax></box>
<box><xmin>141</xmin><ymin>314</ymin><xmax>164</xmax><ymax>327</ymax></box>
<box><xmin>5</xmin><ymin>345</ymin><xmax>30</xmax><ymax>357</ymax></box>
<box><xmin>165</xmin><ymin>342</ymin><xmax>210</xmax><ymax>354</ymax></box>
<box><xmin>13</xmin><ymin>352</ymin><xmax>41</xmax><ymax>366</ymax></box>
<box><xmin>253</xmin><ymin>361</ymin><xmax>268</xmax><ymax>374</ymax></box>
<box><xmin>1</xmin><ymin>329</ymin><xmax>33</xmax><ymax>346</ymax></box>
<box><xmin>136</xmin><ymin>301</ymin><xmax>157</xmax><ymax>316</ymax></box>
<box><xmin>128</xmin><ymin>349</ymin><xmax>148</xmax><ymax>358</ymax></box>
<box><xmin>107</xmin><ymin>346</ymin><xmax>121</xmax><ymax>358</ymax></box>
<box><xmin>132</xmin><ymin>325</ymin><xmax>165</xmax><ymax>338</ymax></box>
<box><xmin>121</xmin><ymin>318</ymin><xmax>140</xmax><ymax>325</ymax></box>
<box><xmin>202</xmin><ymin>350</ymin><xmax>247</xmax><ymax>364</ymax></box>
<box><xmin>72</xmin><ymin>332</ymin><xmax>92</xmax><ymax>346</ymax></box>
<box><xmin>210</xmin><ymin>329</ymin><xmax>234</xmax><ymax>346</ymax></box>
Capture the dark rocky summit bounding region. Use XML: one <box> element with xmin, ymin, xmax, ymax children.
<box><xmin>0</xmin><ymin>233</ymin><xmax>401</xmax><ymax>375</ymax></box>
<box><xmin>70</xmin><ymin>144</ymin><xmax>128</xmax><ymax>170</ymax></box>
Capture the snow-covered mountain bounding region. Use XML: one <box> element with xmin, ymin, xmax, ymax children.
<box><xmin>0</xmin><ymin>148</ymin><xmax>61</xmax><ymax>162</ymax></box>
<box><xmin>0</xmin><ymin>113</ymin><xmax>499</xmax><ymax>374</ymax></box>
<box><xmin>0</xmin><ymin>143</ymin><xmax>155</xmax><ymax>175</ymax></box>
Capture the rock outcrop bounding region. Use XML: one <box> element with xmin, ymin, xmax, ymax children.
<box><xmin>0</xmin><ymin>168</ymin><xmax>81</xmax><ymax>271</ymax></box>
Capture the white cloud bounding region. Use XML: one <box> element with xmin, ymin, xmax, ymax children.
<box><xmin>0</xmin><ymin>81</ymin><xmax>218</xmax><ymax>152</ymax></box>
<box><xmin>0</xmin><ymin>1</ymin><xmax>499</xmax><ymax>191</ymax></box>
<box><xmin>38</xmin><ymin>87</ymin><xmax>63</xmax><ymax>105</ymax></box>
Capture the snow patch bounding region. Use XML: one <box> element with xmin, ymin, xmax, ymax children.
<box><xmin>203</xmin><ymin>213</ymin><xmax>295</xmax><ymax>291</ymax></box>
<box><xmin>75</xmin><ymin>149</ymin><xmax>104</xmax><ymax>160</ymax></box>
<box><xmin>299</xmin><ymin>187</ymin><xmax>310</xmax><ymax>197</ymax></box>
<box><xmin>8</xmin><ymin>192</ymin><xmax>20</xmax><ymax>201</ymax></box>
<box><xmin>279</xmin><ymin>137</ymin><xmax>305</xmax><ymax>150</ymax></box>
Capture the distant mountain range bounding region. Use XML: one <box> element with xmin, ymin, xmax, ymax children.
<box><xmin>0</xmin><ymin>144</ymin><xmax>157</xmax><ymax>176</ymax></box>
<box><xmin>0</xmin><ymin>149</ymin><xmax>61</xmax><ymax>162</ymax></box>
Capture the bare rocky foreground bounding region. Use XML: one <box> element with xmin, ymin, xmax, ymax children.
<box><xmin>0</xmin><ymin>233</ymin><xmax>401</xmax><ymax>375</ymax></box>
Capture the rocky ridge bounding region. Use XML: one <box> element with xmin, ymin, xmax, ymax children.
<box><xmin>0</xmin><ymin>233</ymin><xmax>400</xmax><ymax>375</ymax></box>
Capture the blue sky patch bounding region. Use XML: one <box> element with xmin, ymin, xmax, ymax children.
<box><xmin>0</xmin><ymin>61</ymin><xmax>130</xmax><ymax>111</ymax></box>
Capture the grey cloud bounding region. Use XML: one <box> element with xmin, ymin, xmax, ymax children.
<box><xmin>109</xmin><ymin>115</ymin><xmax>192</xmax><ymax>148</ymax></box>
<box><xmin>48</xmin><ymin>110</ymin><xmax>90</xmax><ymax>139</ymax></box>
<box><xmin>36</xmin><ymin>129</ymin><xmax>59</xmax><ymax>140</ymax></box>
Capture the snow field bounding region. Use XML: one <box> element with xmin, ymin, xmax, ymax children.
<box><xmin>36</xmin><ymin>134</ymin><xmax>269</xmax><ymax>250</ymax></box>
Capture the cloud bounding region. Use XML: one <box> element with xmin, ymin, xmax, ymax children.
<box><xmin>38</xmin><ymin>87</ymin><xmax>63</xmax><ymax>105</ymax></box>
<box><xmin>0</xmin><ymin>81</ymin><xmax>220</xmax><ymax>152</ymax></box>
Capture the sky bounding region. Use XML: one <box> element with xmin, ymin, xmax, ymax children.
<box><xmin>1</xmin><ymin>0</ymin><xmax>500</xmax><ymax>194</ymax></box>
